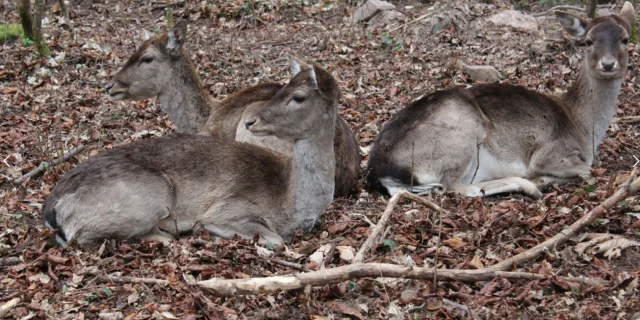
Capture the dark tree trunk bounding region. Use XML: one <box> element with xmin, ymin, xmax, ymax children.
<box><xmin>33</xmin><ymin>0</ymin><xmax>49</xmax><ymax>56</ymax></box>
<box><xmin>18</xmin><ymin>0</ymin><xmax>34</xmax><ymax>40</ymax></box>
<box><xmin>586</xmin><ymin>0</ymin><xmax>597</xmax><ymax>18</ymax></box>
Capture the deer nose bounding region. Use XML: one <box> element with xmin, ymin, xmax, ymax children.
<box><xmin>105</xmin><ymin>82</ymin><xmax>114</xmax><ymax>93</ymax></box>
<box><xmin>245</xmin><ymin>119</ymin><xmax>256</xmax><ymax>130</ymax></box>
<box><xmin>600</xmin><ymin>59</ymin><xmax>616</xmax><ymax>72</ymax></box>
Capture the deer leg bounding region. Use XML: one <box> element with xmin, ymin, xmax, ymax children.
<box><xmin>204</xmin><ymin>223</ymin><xmax>284</xmax><ymax>246</ymax></box>
<box><xmin>452</xmin><ymin>177</ymin><xmax>543</xmax><ymax>199</ymax></box>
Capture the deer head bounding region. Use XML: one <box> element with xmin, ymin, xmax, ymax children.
<box><xmin>245</xmin><ymin>57</ymin><xmax>340</xmax><ymax>140</ymax></box>
<box><xmin>555</xmin><ymin>2</ymin><xmax>635</xmax><ymax>80</ymax></box>
<box><xmin>106</xmin><ymin>21</ymin><xmax>188</xmax><ymax>100</ymax></box>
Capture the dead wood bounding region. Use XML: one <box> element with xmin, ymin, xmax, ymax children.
<box><xmin>265</xmin><ymin>258</ymin><xmax>309</xmax><ymax>272</ymax></box>
<box><xmin>96</xmin><ymin>275</ymin><xmax>169</xmax><ymax>286</ymax></box>
<box><xmin>0</xmin><ymin>297</ymin><xmax>22</xmax><ymax>318</ymax></box>
<box><xmin>197</xmin><ymin>262</ymin><xmax>606</xmax><ymax>296</ymax></box>
<box><xmin>613</xmin><ymin>116</ymin><xmax>640</xmax><ymax>124</ymax></box>
<box><xmin>14</xmin><ymin>145</ymin><xmax>85</xmax><ymax>184</ymax></box>
<box><xmin>486</xmin><ymin>168</ymin><xmax>640</xmax><ymax>272</ymax></box>
<box><xmin>197</xmin><ymin>170</ymin><xmax>640</xmax><ymax>296</ymax></box>
<box><xmin>354</xmin><ymin>190</ymin><xmax>447</xmax><ymax>263</ymax></box>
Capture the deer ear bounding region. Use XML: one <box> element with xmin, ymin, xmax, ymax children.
<box><xmin>309</xmin><ymin>67</ymin><xmax>318</xmax><ymax>89</ymax></box>
<box><xmin>620</xmin><ymin>1</ymin><xmax>636</xmax><ymax>30</ymax></box>
<box><xmin>288</xmin><ymin>55</ymin><xmax>311</xmax><ymax>76</ymax></box>
<box><xmin>142</xmin><ymin>30</ymin><xmax>151</xmax><ymax>41</ymax></box>
<box><xmin>554</xmin><ymin>11</ymin><xmax>588</xmax><ymax>38</ymax></box>
<box><xmin>166</xmin><ymin>21</ymin><xmax>187</xmax><ymax>55</ymax></box>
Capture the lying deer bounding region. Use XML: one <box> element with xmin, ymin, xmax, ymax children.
<box><xmin>367</xmin><ymin>2</ymin><xmax>635</xmax><ymax>199</ymax></box>
<box><xmin>106</xmin><ymin>21</ymin><xmax>361</xmax><ymax>198</ymax></box>
<box><xmin>44</xmin><ymin>58</ymin><xmax>339</xmax><ymax>247</ymax></box>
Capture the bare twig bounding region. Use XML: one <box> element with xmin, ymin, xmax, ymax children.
<box><xmin>265</xmin><ymin>258</ymin><xmax>309</xmax><ymax>272</ymax></box>
<box><xmin>197</xmin><ymin>263</ymin><xmax>606</xmax><ymax>296</ymax></box>
<box><xmin>96</xmin><ymin>275</ymin><xmax>169</xmax><ymax>286</ymax></box>
<box><xmin>0</xmin><ymin>297</ymin><xmax>21</xmax><ymax>318</ymax></box>
<box><xmin>389</xmin><ymin>12</ymin><xmax>435</xmax><ymax>32</ymax></box>
<box><xmin>612</xmin><ymin>116</ymin><xmax>640</xmax><ymax>124</ymax></box>
<box><xmin>195</xmin><ymin>173</ymin><xmax>640</xmax><ymax>297</ymax></box>
<box><xmin>354</xmin><ymin>190</ymin><xmax>448</xmax><ymax>263</ymax></box>
<box><xmin>354</xmin><ymin>191</ymin><xmax>403</xmax><ymax>263</ymax></box>
<box><xmin>14</xmin><ymin>145</ymin><xmax>86</xmax><ymax>184</ymax></box>
<box><xmin>486</xmin><ymin>168</ymin><xmax>640</xmax><ymax>272</ymax></box>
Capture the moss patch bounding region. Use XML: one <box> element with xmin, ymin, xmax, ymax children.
<box><xmin>0</xmin><ymin>24</ymin><xmax>24</xmax><ymax>43</ymax></box>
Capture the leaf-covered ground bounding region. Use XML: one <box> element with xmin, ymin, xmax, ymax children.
<box><xmin>1</xmin><ymin>0</ymin><xmax>640</xmax><ymax>319</ymax></box>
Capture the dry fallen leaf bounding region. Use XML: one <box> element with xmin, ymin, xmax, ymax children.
<box><xmin>469</xmin><ymin>255</ymin><xmax>484</xmax><ymax>269</ymax></box>
<box><xmin>574</xmin><ymin>233</ymin><xmax>640</xmax><ymax>260</ymax></box>
<box><xmin>442</xmin><ymin>237</ymin><xmax>466</xmax><ymax>250</ymax></box>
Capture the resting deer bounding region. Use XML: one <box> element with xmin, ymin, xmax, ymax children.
<box><xmin>105</xmin><ymin>21</ymin><xmax>361</xmax><ymax>198</ymax></box>
<box><xmin>44</xmin><ymin>58</ymin><xmax>338</xmax><ymax>247</ymax></box>
<box><xmin>367</xmin><ymin>2</ymin><xmax>635</xmax><ymax>199</ymax></box>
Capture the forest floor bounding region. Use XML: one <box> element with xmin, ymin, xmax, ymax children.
<box><xmin>1</xmin><ymin>0</ymin><xmax>640</xmax><ymax>319</ymax></box>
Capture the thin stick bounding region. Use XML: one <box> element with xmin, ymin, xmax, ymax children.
<box><xmin>410</xmin><ymin>142</ymin><xmax>415</xmax><ymax>194</ymax></box>
<box><xmin>14</xmin><ymin>145</ymin><xmax>86</xmax><ymax>183</ymax></box>
<box><xmin>389</xmin><ymin>12</ymin><xmax>435</xmax><ymax>32</ymax></box>
<box><xmin>612</xmin><ymin>116</ymin><xmax>640</xmax><ymax>124</ymax></box>
<box><xmin>354</xmin><ymin>191</ymin><xmax>449</xmax><ymax>263</ymax></box>
<box><xmin>96</xmin><ymin>276</ymin><xmax>169</xmax><ymax>286</ymax></box>
<box><xmin>486</xmin><ymin>168</ymin><xmax>640</xmax><ymax>272</ymax></box>
<box><xmin>197</xmin><ymin>263</ymin><xmax>606</xmax><ymax>296</ymax></box>
<box><xmin>354</xmin><ymin>191</ymin><xmax>404</xmax><ymax>263</ymax></box>
<box><xmin>265</xmin><ymin>258</ymin><xmax>309</xmax><ymax>272</ymax></box>
<box><xmin>433</xmin><ymin>199</ymin><xmax>443</xmax><ymax>289</ymax></box>
<box><xmin>0</xmin><ymin>297</ymin><xmax>21</xmax><ymax>318</ymax></box>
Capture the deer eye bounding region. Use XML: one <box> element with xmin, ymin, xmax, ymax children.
<box><xmin>292</xmin><ymin>95</ymin><xmax>306</xmax><ymax>103</ymax></box>
<box><xmin>585</xmin><ymin>39</ymin><xmax>594</xmax><ymax>46</ymax></box>
<box><xmin>140</xmin><ymin>56</ymin><xmax>154</xmax><ymax>64</ymax></box>
<box><xmin>622</xmin><ymin>38</ymin><xmax>629</xmax><ymax>45</ymax></box>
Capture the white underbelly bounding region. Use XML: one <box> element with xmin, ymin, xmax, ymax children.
<box><xmin>462</xmin><ymin>147</ymin><xmax>528</xmax><ymax>184</ymax></box>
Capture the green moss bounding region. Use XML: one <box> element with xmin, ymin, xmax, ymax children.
<box><xmin>0</xmin><ymin>24</ymin><xmax>24</xmax><ymax>43</ymax></box>
<box><xmin>631</xmin><ymin>22</ymin><xmax>639</xmax><ymax>44</ymax></box>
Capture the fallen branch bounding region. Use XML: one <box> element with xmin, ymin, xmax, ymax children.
<box><xmin>389</xmin><ymin>12</ymin><xmax>435</xmax><ymax>33</ymax></box>
<box><xmin>486</xmin><ymin>168</ymin><xmax>640</xmax><ymax>272</ymax></box>
<box><xmin>613</xmin><ymin>116</ymin><xmax>640</xmax><ymax>124</ymax></box>
<box><xmin>96</xmin><ymin>275</ymin><xmax>169</xmax><ymax>286</ymax></box>
<box><xmin>0</xmin><ymin>257</ymin><xmax>22</xmax><ymax>268</ymax></box>
<box><xmin>354</xmin><ymin>190</ymin><xmax>447</xmax><ymax>263</ymax></box>
<box><xmin>197</xmin><ymin>262</ymin><xmax>606</xmax><ymax>296</ymax></box>
<box><xmin>0</xmin><ymin>297</ymin><xmax>21</xmax><ymax>318</ymax></box>
<box><xmin>265</xmin><ymin>258</ymin><xmax>309</xmax><ymax>272</ymax></box>
<box><xmin>14</xmin><ymin>145</ymin><xmax>86</xmax><ymax>184</ymax></box>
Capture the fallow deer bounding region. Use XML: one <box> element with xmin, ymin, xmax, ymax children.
<box><xmin>367</xmin><ymin>2</ymin><xmax>635</xmax><ymax>199</ymax></box>
<box><xmin>44</xmin><ymin>58</ymin><xmax>339</xmax><ymax>247</ymax></box>
<box><xmin>105</xmin><ymin>21</ymin><xmax>361</xmax><ymax>198</ymax></box>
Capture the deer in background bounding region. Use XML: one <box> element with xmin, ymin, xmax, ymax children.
<box><xmin>105</xmin><ymin>21</ymin><xmax>361</xmax><ymax>198</ymax></box>
<box><xmin>44</xmin><ymin>58</ymin><xmax>339</xmax><ymax>247</ymax></box>
<box><xmin>367</xmin><ymin>2</ymin><xmax>635</xmax><ymax>199</ymax></box>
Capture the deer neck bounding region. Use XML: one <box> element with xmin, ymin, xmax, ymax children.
<box><xmin>288</xmin><ymin>108</ymin><xmax>337</xmax><ymax>233</ymax></box>
<box><xmin>157</xmin><ymin>57</ymin><xmax>212</xmax><ymax>134</ymax></box>
<box><xmin>562</xmin><ymin>62</ymin><xmax>623</xmax><ymax>162</ymax></box>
